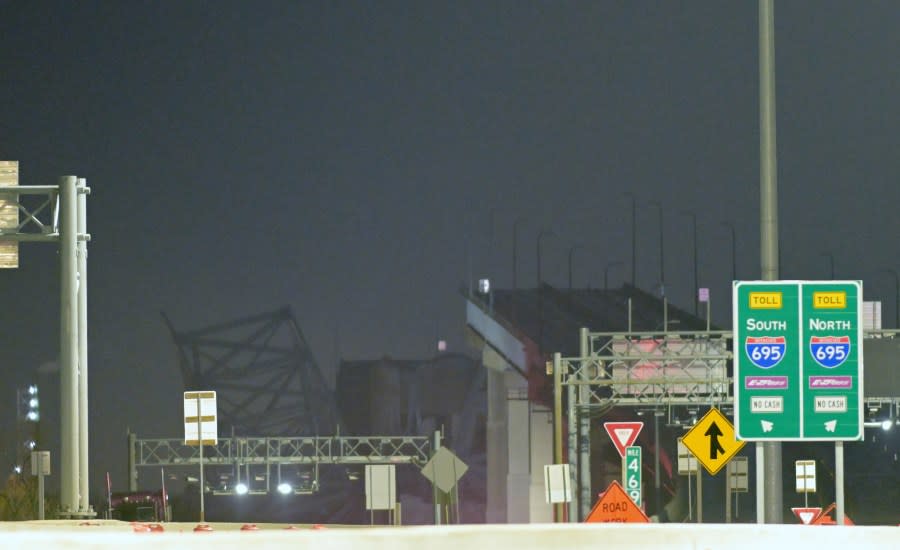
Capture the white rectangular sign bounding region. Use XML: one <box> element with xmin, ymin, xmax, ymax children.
<box><xmin>365</xmin><ymin>464</ymin><xmax>396</xmax><ymax>510</ymax></box>
<box><xmin>184</xmin><ymin>391</ymin><xmax>217</xmax><ymax>445</ymax></box>
<box><xmin>795</xmin><ymin>460</ymin><xmax>816</xmax><ymax>493</ymax></box>
<box><xmin>31</xmin><ymin>450</ymin><xmax>50</xmax><ymax>476</ymax></box>
<box><xmin>543</xmin><ymin>464</ymin><xmax>572</xmax><ymax>504</ymax></box>
<box><xmin>727</xmin><ymin>456</ymin><xmax>749</xmax><ymax>492</ymax></box>
<box><xmin>677</xmin><ymin>438</ymin><xmax>698</xmax><ymax>475</ymax></box>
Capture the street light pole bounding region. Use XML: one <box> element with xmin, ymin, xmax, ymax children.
<box><xmin>721</xmin><ymin>221</ymin><xmax>737</xmax><ymax>282</ymax></box>
<box><xmin>648</xmin><ymin>201</ymin><xmax>665</xmax><ymax>296</ymax></box>
<box><xmin>682</xmin><ymin>211</ymin><xmax>698</xmax><ymax>315</ymax></box>
<box><xmin>625</xmin><ymin>192</ymin><xmax>636</xmax><ymax>287</ymax></box>
<box><xmin>759</xmin><ymin>0</ymin><xmax>782</xmax><ymax>524</ymax></box>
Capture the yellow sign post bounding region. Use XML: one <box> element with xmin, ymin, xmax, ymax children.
<box><xmin>682</xmin><ymin>407</ymin><xmax>745</xmax><ymax>475</ymax></box>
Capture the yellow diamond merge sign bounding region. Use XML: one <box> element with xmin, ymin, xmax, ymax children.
<box><xmin>682</xmin><ymin>407</ymin><xmax>745</xmax><ymax>475</ymax></box>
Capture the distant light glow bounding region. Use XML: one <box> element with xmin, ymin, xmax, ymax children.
<box><xmin>27</xmin><ymin>385</ymin><xmax>38</xmax><ymax>396</ymax></box>
<box><xmin>277</xmin><ymin>482</ymin><xmax>292</xmax><ymax>495</ymax></box>
<box><xmin>234</xmin><ymin>483</ymin><xmax>249</xmax><ymax>495</ymax></box>
<box><xmin>13</xmin><ymin>465</ymin><xmax>21</xmax><ymax>474</ymax></box>
<box><xmin>881</xmin><ymin>419</ymin><xmax>893</xmax><ymax>432</ymax></box>
<box><xmin>26</xmin><ymin>411</ymin><xmax>39</xmax><ymax>421</ymax></box>
<box><xmin>29</xmin><ymin>398</ymin><xmax>39</xmax><ymax>408</ymax></box>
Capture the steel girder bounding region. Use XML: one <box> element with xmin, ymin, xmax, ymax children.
<box><xmin>163</xmin><ymin>307</ymin><xmax>340</xmax><ymax>436</ymax></box>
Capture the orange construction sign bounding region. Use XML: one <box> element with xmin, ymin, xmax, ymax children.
<box><xmin>810</xmin><ymin>503</ymin><xmax>854</xmax><ymax>525</ymax></box>
<box><xmin>584</xmin><ymin>480</ymin><xmax>650</xmax><ymax>523</ymax></box>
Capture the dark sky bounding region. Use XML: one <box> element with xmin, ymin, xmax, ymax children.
<box><xmin>1</xmin><ymin>1</ymin><xmax>898</xmax><ymax>498</ymax></box>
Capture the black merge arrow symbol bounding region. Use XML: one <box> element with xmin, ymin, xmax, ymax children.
<box><xmin>705</xmin><ymin>422</ymin><xmax>726</xmax><ymax>460</ymax></box>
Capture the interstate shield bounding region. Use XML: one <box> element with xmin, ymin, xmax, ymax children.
<box><xmin>809</xmin><ymin>336</ymin><xmax>850</xmax><ymax>368</ymax></box>
<box><xmin>745</xmin><ymin>336</ymin><xmax>786</xmax><ymax>369</ymax></box>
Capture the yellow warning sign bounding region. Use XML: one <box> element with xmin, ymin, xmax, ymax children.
<box><xmin>681</xmin><ymin>407</ymin><xmax>745</xmax><ymax>475</ymax></box>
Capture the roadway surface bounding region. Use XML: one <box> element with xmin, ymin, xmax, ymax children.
<box><xmin>0</xmin><ymin>520</ymin><xmax>897</xmax><ymax>549</ymax></box>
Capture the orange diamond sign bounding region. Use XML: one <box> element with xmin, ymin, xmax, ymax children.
<box><xmin>584</xmin><ymin>480</ymin><xmax>649</xmax><ymax>523</ymax></box>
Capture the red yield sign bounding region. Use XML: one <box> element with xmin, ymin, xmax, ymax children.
<box><xmin>603</xmin><ymin>422</ymin><xmax>643</xmax><ymax>458</ymax></box>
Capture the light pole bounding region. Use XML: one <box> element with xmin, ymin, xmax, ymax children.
<box><xmin>648</xmin><ymin>200</ymin><xmax>665</xmax><ymax>296</ymax></box>
<box><xmin>624</xmin><ymin>192</ymin><xmax>636</xmax><ymax>287</ymax></box>
<box><xmin>721</xmin><ymin>221</ymin><xmax>737</xmax><ymax>282</ymax></box>
<box><xmin>513</xmin><ymin>216</ymin><xmax>527</xmax><ymax>290</ymax></box>
<box><xmin>821</xmin><ymin>252</ymin><xmax>835</xmax><ymax>280</ymax></box>
<box><xmin>880</xmin><ymin>268</ymin><xmax>899</xmax><ymax>328</ymax></box>
<box><xmin>537</xmin><ymin>229</ymin><xmax>556</xmax><ymax>287</ymax></box>
<box><xmin>567</xmin><ymin>244</ymin><xmax>584</xmax><ymax>290</ymax></box>
<box><xmin>604</xmin><ymin>261</ymin><xmax>624</xmax><ymax>290</ymax></box>
<box><xmin>682</xmin><ymin>211</ymin><xmax>698</xmax><ymax>315</ymax></box>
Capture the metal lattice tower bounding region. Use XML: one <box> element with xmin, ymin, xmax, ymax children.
<box><xmin>163</xmin><ymin>307</ymin><xmax>340</xmax><ymax>436</ymax></box>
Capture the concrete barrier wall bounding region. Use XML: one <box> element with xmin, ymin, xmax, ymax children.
<box><xmin>1</xmin><ymin>522</ymin><xmax>897</xmax><ymax>550</ymax></box>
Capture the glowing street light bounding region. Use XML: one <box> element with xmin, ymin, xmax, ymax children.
<box><xmin>234</xmin><ymin>483</ymin><xmax>249</xmax><ymax>496</ymax></box>
<box><xmin>277</xmin><ymin>482</ymin><xmax>292</xmax><ymax>495</ymax></box>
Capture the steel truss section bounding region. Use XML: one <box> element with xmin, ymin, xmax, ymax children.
<box><xmin>561</xmin><ymin>328</ymin><xmax>899</xmax><ymax>412</ymax></box>
<box><xmin>162</xmin><ymin>307</ymin><xmax>340</xmax><ymax>437</ymax></box>
<box><xmin>562</xmin><ymin>330</ymin><xmax>734</xmax><ymax>411</ymax></box>
<box><xmin>133</xmin><ymin>435</ymin><xmax>431</xmax><ymax>468</ymax></box>
<box><xmin>0</xmin><ymin>184</ymin><xmax>91</xmax><ymax>242</ymax></box>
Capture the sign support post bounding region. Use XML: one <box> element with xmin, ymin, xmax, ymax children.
<box><xmin>184</xmin><ymin>391</ymin><xmax>217</xmax><ymax>524</ymax></box>
<box><xmin>197</xmin><ymin>396</ymin><xmax>204</xmax><ymax>523</ymax></box>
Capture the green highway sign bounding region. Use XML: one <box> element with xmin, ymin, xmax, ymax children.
<box><xmin>733</xmin><ymin>281</ymin><xmax>863</xmax><ymax>441</ymax></box>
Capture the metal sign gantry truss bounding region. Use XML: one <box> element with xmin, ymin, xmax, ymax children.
<box><xmin>0</xmin><ymin>176</ymin><xmax>94</xmax><ymax>518</ymax></box>
<box><xmin>552</xmin><ymin>327</ymin><xmax>900</xmax><ymax>521</ymax></box>
<box><xmin>128</xmin><ymin>433</ymin><xmax>432</xmax><ymax>492</ymax></box>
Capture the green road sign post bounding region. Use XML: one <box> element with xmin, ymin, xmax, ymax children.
<box><xmin>624</xmin><ymin>446</ymin><xmax>641</xmax><ymax>508</ymax></box>
<box><xmin>734</xmin><ymin>281</ymin><xmax>863</xmax><ymax>441</ymax></box>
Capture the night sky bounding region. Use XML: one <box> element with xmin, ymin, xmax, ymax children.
<box><xmin>1</xmin><ymin>1</ymin><xmax>898</xmax><ymax>501</ymax></box>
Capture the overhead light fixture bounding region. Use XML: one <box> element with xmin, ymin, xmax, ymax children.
<box><xmin>277</xmin><ymin>482</ymin><xmax>292</xmax><ymax>495</ymax></box>
<box><xmin>234</xmin><ymin>483</ymin><xmax>249</xmax><ymax>496</ymax></box>
<box><xmin>882</xmin><ymin>419</ymin><xmax>894</xmax><ymax>432</ymax></box>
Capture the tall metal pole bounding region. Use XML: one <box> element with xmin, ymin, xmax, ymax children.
<box><xmin>759</xmin><ymin>0</ymin><xmax>782</xmax><ymax>524</ymax></box>
<box><xmin>59</xmin><ymin>175</ymin><xmax>79</xmax><ymax>516</ymax></box>
<box><xmin>625</xmin><ymin>192</ymin><xmax>636</xmax><ymax>286</ymax></box>
<box><xmin>198</xmin><ymin>397</ymin><xmax>205</xmax><ymax>523</ymax></box>
<box><xmin>649</xmin><ymin>201</ymin><xmax>665</xmax><ymax>296</ymax></box>
<box><xmin>77</xmin><ymin>178</ymin><xmax>90</xmax><ymax>515</ymax></box>
<box><xmin>578</xmin><ymin>328</ymin><xmax>591</xmax><ymax>519</ymax></box>
<box><xmin>552</xmin><ymin>352</ymin><xmax>563</xmax><ymax>522</ymax></box>
<box><xmin>835</xmin><ymin>441</ymin><xmax>844</xmax><ymax>524</ymax></box>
